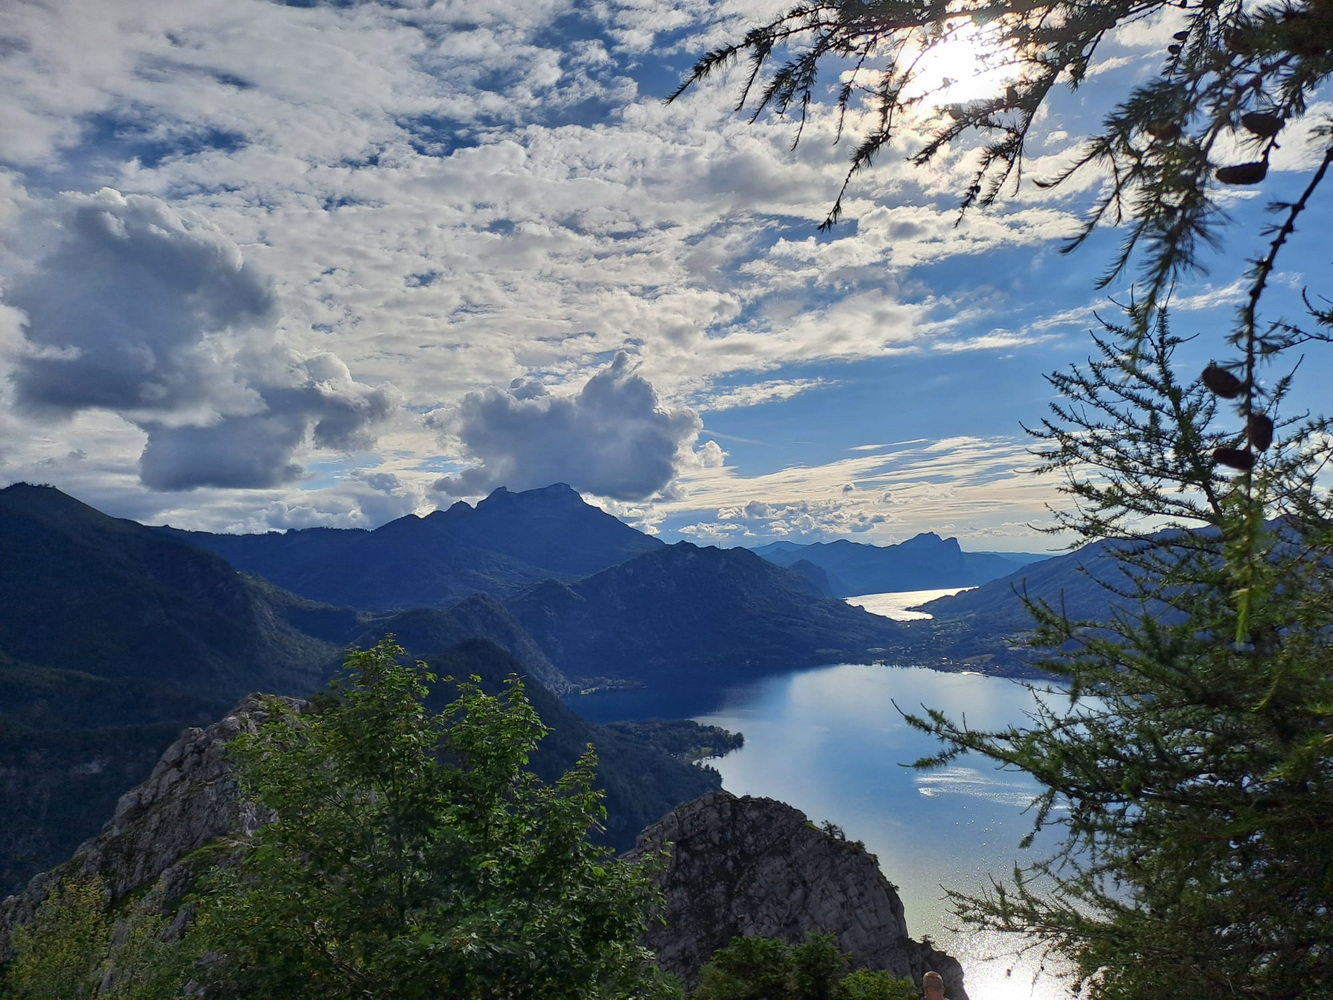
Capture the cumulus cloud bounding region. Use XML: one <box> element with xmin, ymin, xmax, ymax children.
<box><xmin>431</xmin><ymin>351</ymin><xmax>701</xmax><ymax>500</ymax></box>
<box><xmin>9</xmin><ymin>188</ymin><xmax>275</xmax><ymax>418</ymax></box>
<box><xmin>4</xmin><ymin>189</ymin><xmax>394</xmax><ymax>490</ymax></box>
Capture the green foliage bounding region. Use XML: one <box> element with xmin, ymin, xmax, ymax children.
<box><xmin>99</xmin><ymin>907</ymin><xmax>186</xmax><ymax>1000</ymax></box>
<box><xmin>189</xmin><ymin>637</ymin><xmax>667</xmax><ymax>1000</ymax></box>
<box><xmin>691</xmin><ymin>934</ymin><xmax>914</xmax><ymax>1000</ymax></box>
<box><xmin>426</xmin><ymin>638</ymin><xmax>721</xmax><ymax>853</ymax></box>
<box><xmin>2</xmin><ymin>874</ymin><xmax>109</xmax><ymax>999</ymax></box>
<box><xmin>1</xmin><ymin>873</ymin><xmax>194</xmax><ymax>1000</ymax></box>
<box><xmin>900</xmin><ymin>311</ymin><xmax>1333</xmax><ymax>999</ymax></box>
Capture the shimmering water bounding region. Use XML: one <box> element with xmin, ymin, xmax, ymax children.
<box><xmin>844</xmin><ymin>586</ymin><xmax>973</xmax><ymax>620</ymax></box>
<box><xmin>573</xmin><ymin>661</ymin><xmax>1079</xmax><ymax>999</ymax></box>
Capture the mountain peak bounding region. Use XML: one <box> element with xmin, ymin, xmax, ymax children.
<box><xmin>899</xmin><ymin>531</ymin><xmax>956</xmax><ymax>551</ymax></box>
<box><xmin>476</xmin><ymin>483</ymin><xmax>584</xmax><ymax>508</ymax></box>
<box><xmin>0</xmin><ymin>481</ymin><xmax>140</xmax><ymax>533</ymax></box>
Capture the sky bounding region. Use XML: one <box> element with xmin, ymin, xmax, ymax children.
<box><xmin>2</xmin><ymin>0</ymin><xmax>1330</xmax><ymax>551</ymax></box>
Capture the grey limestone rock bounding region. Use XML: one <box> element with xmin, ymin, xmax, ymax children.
<box><xmin>0</xmin><ymin>694</ymin><xmax>302</xmax><ymax>959</ymax></box>
<box><xmin>628</xmin><ymin>791</ymin><xmax>968</xmax><ymax>998</ymax></box>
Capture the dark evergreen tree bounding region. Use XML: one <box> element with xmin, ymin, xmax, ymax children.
<box><xmin>677</xmin><ymin>4</ymin><xmax>1333</xmax><ymax>996</ymax></box>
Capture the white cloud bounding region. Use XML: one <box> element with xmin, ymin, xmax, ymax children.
<box><xmin>0</xmin><ymin>0</ymin><xmax>1321</xmax><ymax>544</ymax></box>
<box><xmin>699</xmin><ymin>377</ymin><xmax>835</xmax><ymax>411</ymax></box>
<box><xmin>3</xmin><ymin>188</ymin><xmax>396</xmax><ymax>491</ymax></box>
<box><xmin>430</xmin><ymin>351</ymin><xmax>702</xmax><ymax>501</ymax></box>
<box><xmin>655</xmin><ymin>434</ymin><xmax>1066</xmax><ymax>549</ymax></box>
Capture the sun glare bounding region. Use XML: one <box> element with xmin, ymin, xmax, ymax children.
<box><xmin>843</xmin><ymin>16</ymin><xmax>1023</xmax><ymax>130</ymax></box>
<box><xmin>910</xmin><ymin>18</ymin><xmax>1020</xmax><ymax>103</ymax></box>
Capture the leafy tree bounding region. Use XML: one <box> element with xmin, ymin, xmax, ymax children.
<box><xmin>189</xmin><ymin>637</ymin><xmax>669</xmax><ymax>1000</ymax></box>
<box><xmin>1</xmin><ymin>874</ymin><xmax>108</xmax><ymax>999</ymax></box>
<box><xmin>676</xmin><ymin>4</ymin><xmax>1333</xmax><ymax>998</ymax></box>
<box><xmin>1</xmin><ymin>872</ymin><xmax>196</xmax><ymax>1000</ymax></box>
<box><xmin>691</xmin><ymin>934</ymin><xmax>915</xmax><ymax>1000</ymax></box>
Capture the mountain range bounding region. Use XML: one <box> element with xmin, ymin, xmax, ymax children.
<box><xmin>157</xmin><ymin>483</ymin><xmax>663</xmax><ymax>610</ymax></box>
<box><xmin>750</xmin><ymin>535</ymin><xmax>1044</xmax><ymax>597</ymax></box>
<box><xmin>0</xmin><ymin>479</ymin><xmax>1079</xmax><ymax>894</ymax></box>
<box><xmin>0</xmin><ymin>483</ymin><xmax>694</xmax><ymax>891</ymax></box>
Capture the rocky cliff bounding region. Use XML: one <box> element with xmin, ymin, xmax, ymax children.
<box><xmin>629</xmin><ymin>791</ymin><xmax>968</xmax><ymax>998</ymax></box>
<box><xmin>0</xmin><ymin>695</ymin><xmax>296</xmax><ymax>958</ymax></box>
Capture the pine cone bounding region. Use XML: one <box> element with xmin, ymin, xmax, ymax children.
<box><xmin>1240</xmin><ymin>112</ymin><xmax>1283</xmax><ymax>137</ymax></box>
<box><xmin>1247</xmin><ymin>413</ymin><xmax>1274</xmax><ymax>451</ymax></box>
<box><xmin>1214</xmin><ymin>447</ymin><xmax>1256</xmax><ymax>470</ymax></box>
<box><xmin>1216</xmin><ymin>162</ymin><xmax>1268</xmax><ymax>185</ymax></box>
<box><xmin>1202</xmin><ymin>364</ymin><xmax>1245</xmax><ymax>398</ymax></box>
<box><xmin>1147</xmin><ymin>120</ymin><xmax>1182</xmax><ymax>140</ymax></box>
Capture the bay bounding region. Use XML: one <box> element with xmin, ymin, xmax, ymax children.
<box><xmin>574</xmin><ymin>661</ymin><xmax>1078</xmax><ymax>999</ymax></box>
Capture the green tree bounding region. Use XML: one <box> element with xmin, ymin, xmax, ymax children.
<box><xmin>190</xmin><ymin>637</ymin><xmax>668</xmax><ymax>1000</ymax></box>
<box><xmin>2</xmin><ymin>872</ymin><xmax>197</xmax><ymax>1000</ymax></box>
<box><xmin>901</xmin><ymin>306</ymin><xmax>1333</xmax><ymax>998</ymax></box>
<box><xmin>677</xmin><ymin>4</ymin><xmax>1333</xmax><ymax>998</ymax></box>
<box><xmin>691</xmin><ymin>934</ymin><xmax>915</xmax><ymax>1000</ymax></box>
<box><xmin>2</xmin><ymin>874</ymin><xmax>108</xmax><ymax>999</ymax></box>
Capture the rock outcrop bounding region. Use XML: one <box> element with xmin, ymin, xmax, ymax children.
<box><xmin>0</xmin><ymin>695</ymin><xmax>300</xmax><ymax>959</ymax></box>
<box><xmin>4</xmin><ymin>707</ymin><xmax>970</xmax><ymax>1000</ymax></box>
<box><xmin>629</xmin><ymin>791</ymin><xmax>968</xmax><ymax>998</ymax></box>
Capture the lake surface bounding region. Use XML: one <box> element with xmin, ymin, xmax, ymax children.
<box><xmin>844</xmin><ymin>586</ymin><xmax>973</xmax><ymax>620</ymax></box>
<box><xmin>573</xmin><ymin>661</ymin><xmax>1078</xmax><ymax>1000</ymax></box>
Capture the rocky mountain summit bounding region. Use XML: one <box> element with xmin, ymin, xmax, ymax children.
<box><xmin>630</xmin><ymin>792</ymin><xmax>968</xmax><ymax>997</ymax></box>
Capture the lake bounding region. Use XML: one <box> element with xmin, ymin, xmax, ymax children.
<box><xmin>572</xmin><ymin>647</ymin><xmax>1079</xmax><ymax>998</ymax></box>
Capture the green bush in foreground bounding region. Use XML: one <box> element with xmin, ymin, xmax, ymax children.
<box><xmin>691</xmin><ymin>934</ymin><xmax>915</xmax><ymax>1000</ymax></box>
<box><xmin>190</xmin><ymin>637</ymin><xmax>669</xmax><ymax>999</ymax></box>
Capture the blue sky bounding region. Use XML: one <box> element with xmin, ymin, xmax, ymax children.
<box><xmin>2</xmin><ymin>0</ymin><xmax>1329</xmax><ymax>551</ymax></box>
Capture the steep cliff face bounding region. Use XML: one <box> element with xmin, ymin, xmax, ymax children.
<box><xmin>0</xmin><ymin>695</ymin><xmax>297</xmax><ymax>958</ymax></box>
<box><xmin>629</xmin><ymin>791</ymin><xmax>969</xmax><ymax>998</ymax></box>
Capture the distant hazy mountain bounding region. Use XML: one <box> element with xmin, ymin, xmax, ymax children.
<box><xmin>157</xmin><ymin>483</ymin><xmax>663</xmax><ymax>610</ymax></box>
<box><xmin>918</xmin><ymin>539</ymin><xmax>1125</xmax><ymax>626</ymax></box>
<box><xmin>508</xmin><ymin>541</ymin><xmax>905</xmax><ymax>688</ymax></box>
<box><xmin>893</xmin><ymin>537</ymin><xmax>1155</xmax><ymax>671</ymax></box>
<box><xmin>749</xmin><ymin>534</ymin><xmax>1043</xmax><ymax>597</ymax></box>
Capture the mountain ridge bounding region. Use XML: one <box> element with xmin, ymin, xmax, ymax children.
<box><xmin>750</xmin><ymin>534</ymin><xmax>1043</xmax><ymax>597</ymax></box>
<box><xmin>155</xmin><ymin>482</ymin><xmax>663</xmax><ymax>610</ymax></box>
<box><xmin>507</xmin><ymin>540</ymin><xmax>907</xmax><ymax>687</ymax></box>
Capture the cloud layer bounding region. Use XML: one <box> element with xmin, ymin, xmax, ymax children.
<box><xmin>0</xmin><ymin>0</ymin><xmax>1326</xmax><ymax>541</ymax></box>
